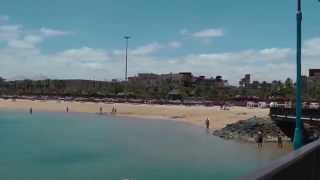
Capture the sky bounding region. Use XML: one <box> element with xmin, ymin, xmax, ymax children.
<box><xmin>0</xmin><ymin>0</ymin><xmax>319</xmax><ymax>84</ymax></box>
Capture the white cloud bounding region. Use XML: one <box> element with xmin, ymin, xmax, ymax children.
<box><xmin>40</xmin><ymin>27</ymin><xmax>72</xmax><ymax>37</ymax></box>
<box><xmin>6</xmin><ymin>34</ymin><xmax>43</xmax><ymax>49</ymax></box>
<box><xmin>57</xmin><ymin>47</ymin><xmax>109</xmax><ymax>62</ymax></box>
<box><xmin>303</xmin><ymin>38</ymin><xmax>320</xmax><ymax>57</ymax></box>
<box><xmin>180</xmin><ymin>29</ymin><xmax>188</xmax><ymax>35</ymax></box>
<box><xmin>0</xmin><ymin>24</ymin><xmax>21</xmax><ymax>41</ymax></box>
<box><xmin>0</xmin><ymin>41</ymin><xmax>302</xmax><ymax>84</ymax></box>
<box><xmin>24</xmin><ymin>35</ymin><xmax>43</xmax><ymax>44</ymax></box>
<box><xmin>0</xmin><ymin>32</ymin><xmax>306</xmax><ymax>84</ymax></box>
<box><xmin>181</xmin><ymin>28</ymin><xmax>224</xmax><ymax>39</ymax></box>
<box><xmin>8</xmin><ymin>39</ymin><xmax>35</xmax><ymax>49</ymax></box>
<box><xmin>0</xmin><ymin>15</ymin><xmax>9</xmax><ymax>22</ymax></box>
<box><xmin>192</xmin><ymin>28</ymin><xmax>224</xmax><ymax>38</ymax></box>
<box><xmin>1</xmin><ymin>17</ymin><xmax>320</xmax><ymax>85</ymax></box>
<box><xmin>177</xmin><ymin>48</ymin><xmax>295</xmax><ymax>83</ymax></box>
<box><xmin>81</xmin><ymin>62</ymin><xmax>104</xmax><ymax>70</ymax></box>
<box><xmin>168</xmin><ymin>41</ymin><xmax>181</xmax><ymax>48</ymax></box>
<box><xmin>130</xmin><ymin>42</ymin><xmax>163</xmax><ymax>56</ymax></box>
<box><xmin>115</xmin><ymin>41</ymin><xmax>181</xmax><ymax>56</ymax></box>
<box><xmin>0</xmin><ymin>20</ymin><xmax>72</xmax><ymax>51</ymax></box>
<box><xmin>112</xmin><ymin>49</ymin><xmax>123</xmax><ymax>56</ymax></box>
<box><xmin>258</xmin><ymin>48</ymin><xmax>292</xmax><ymax>61</ymax></box>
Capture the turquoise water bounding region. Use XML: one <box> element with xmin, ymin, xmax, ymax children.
<box><xmin>0</xmin><ymin>110</ymin><xmax>288</xmax><ymax>180</ymax></box>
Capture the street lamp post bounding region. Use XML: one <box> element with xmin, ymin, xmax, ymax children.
<box><xmin>124</xmin><ymin>36</ymin><xmax>130</xmax><ymax>81</ymax></box>
<box><xmin>293</xmin><ymin>0</ymin><xmax>303</xmax><ymax>150</ymax></box>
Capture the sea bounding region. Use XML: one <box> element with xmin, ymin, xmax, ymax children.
<box><xmin>0</xmin><ymin>110</ymin><xmax>290</xmax><ymax>180</ymax></box>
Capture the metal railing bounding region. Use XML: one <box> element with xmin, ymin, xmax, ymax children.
<box><xmin>270</xmin><ymin>107</ymin><xmax>320</xmax><ymax>119</ymax></box>
<box><xmin>239</xmin><ymin>139</ymin><xmax>320</xmax><ymax>180</ymax></box>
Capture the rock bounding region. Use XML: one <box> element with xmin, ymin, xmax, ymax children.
<box><xmin>213</xmin><ymin>117</ymin><xmax>290</xmax><ymax>143</ymax></box>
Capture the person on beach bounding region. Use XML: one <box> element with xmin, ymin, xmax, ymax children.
<box><xmin>277</xmin><ymin>133</ymin><xmax>283</xmax><ymax>149</ymax></box>
<box><xmin>114</xmin><ymin>105</ymin><xmax>117</xmax><ymax>114</ymax></box>
<box><xmin>29</xmin><ymin>107</ymin><xmax>33</xmax><ymax>114</ymax></box>
<box><xmin>256</xmin><ymin>131</ymin><xmax>263</xmax><ymax>149</ymax></box>
<box><xmin>66</xmin><ymin>107</ymin><xmax>69</xmax><ymax>113</ymax></box>
<box><xmin>205</xmin><ymin>118</ymin><xmax>210</xmax><ymax>129</ymax></box>
<box><xmin>99</xmin><ymin>107</ymin><xmax>103</xmax><ymax>114</ymax></box>
<box><xmin>220</xmin><ymin>104</ymin><xmax>224</xmax><ymax>110</ymax></box>
<box><xmin>111</xmin><ymin>106</ymin><xmax>117</xmax><ymax>114</ymax></box>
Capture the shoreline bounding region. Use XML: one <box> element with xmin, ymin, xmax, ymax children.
<box><xmin>0</xmin><ymin>98</ymin><xmax>269</xmax><ymax>129</ymax></box>
<box><xmin>0</xmin><ymin>98</ymin><xmax>293</xmax><ymax>148</ymax></box>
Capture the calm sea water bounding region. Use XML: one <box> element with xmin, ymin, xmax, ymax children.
<box><xmin>0</xmin><ymin>110</ymin><xmax>289</xmax><ymax>180</ymax></box>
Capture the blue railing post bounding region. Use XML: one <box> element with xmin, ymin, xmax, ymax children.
<box><xmin>293</xmin><ymin>0</ymin><xmax>303</xmax><ymax>150</ymax></box>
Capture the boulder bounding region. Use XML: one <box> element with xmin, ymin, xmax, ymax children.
<box><xmin>213</xmin><ymin>117</ymin><xmax>289</xmax><ymax>142</ymax></box>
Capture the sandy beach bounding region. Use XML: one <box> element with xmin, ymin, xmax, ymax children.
<box><xmin>0</xmin><ymin>99</ymin><xmax>269</xmax><ymax>129</ymax></box>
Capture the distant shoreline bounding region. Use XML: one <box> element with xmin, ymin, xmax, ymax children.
<box><xmin>0</xmin><ymin>95</ymin><xmax>255</xmax><ymax>107</ymax></box>
<box><xmin>0</xmin><ymin>98</ymin><xmax>269</xmax><ymax>130</ymax></box>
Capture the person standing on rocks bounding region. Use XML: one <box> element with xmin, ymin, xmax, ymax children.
<box><xmin>256</xmin><ymin>131</ymin><xmax>263</xmax><ymax>149</ymax></box>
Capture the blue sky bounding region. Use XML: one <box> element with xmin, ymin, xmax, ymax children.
<box><xmin>0</xmin><ymin>0</ymin><xmax>319</xmax><ymax>84</ymax></box>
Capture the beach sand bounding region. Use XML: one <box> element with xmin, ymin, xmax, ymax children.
<box><xmin>0</xmin><ymin>99</ymin><xmax>269</xmax><ymax>129</ymax></box>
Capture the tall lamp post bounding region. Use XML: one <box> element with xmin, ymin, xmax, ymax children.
<box><xmin>293</xmin><ymin>0</ymin><xmax>320</xmax><ymax>150</ymax></box>
<box><xmin>124</xmin><ymin>36</ymin><xmax>130</xmax><ymax>81</ymax></box>
<box><xmin>293</xmin><ymin>0</ymin><xmax>303</xmax><ymax>150</ymax></box>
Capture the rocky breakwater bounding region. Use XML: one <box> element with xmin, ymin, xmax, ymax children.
<box><xmin>213</xmin><ymin>117</ymin><xmax>290</xmax><ymax>142</ymax></box>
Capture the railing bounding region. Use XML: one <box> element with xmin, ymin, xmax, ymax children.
<box><xmin>239</xmin><ymin>139</ymin><xmax>320</xmax><ymax>180</ymax></box>
<box><xmin>270</xmin><ymin>107</ymin><xmax>320</xmax><ymax>119</ymax></box>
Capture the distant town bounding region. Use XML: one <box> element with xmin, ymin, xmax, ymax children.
<box><xmin>0</xmin><ymin>69</ymin><xmax>320</xmax><ymax>103</ymax></box>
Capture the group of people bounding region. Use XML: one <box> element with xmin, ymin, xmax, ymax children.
<box><xmin>256</xmin><ymin>131</ymin><xmax>283</xmax><ymax>149</ymax></box>
<box><xmin>28</xmin><ymin>105</ymin><xmax>118</xmax><ymax>115</ymax></box>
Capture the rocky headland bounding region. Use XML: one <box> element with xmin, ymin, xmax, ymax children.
<box><xmin>213</xmin><ymin>117</ymin><xmax>291</xmax><ymax>142</ymax></box>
